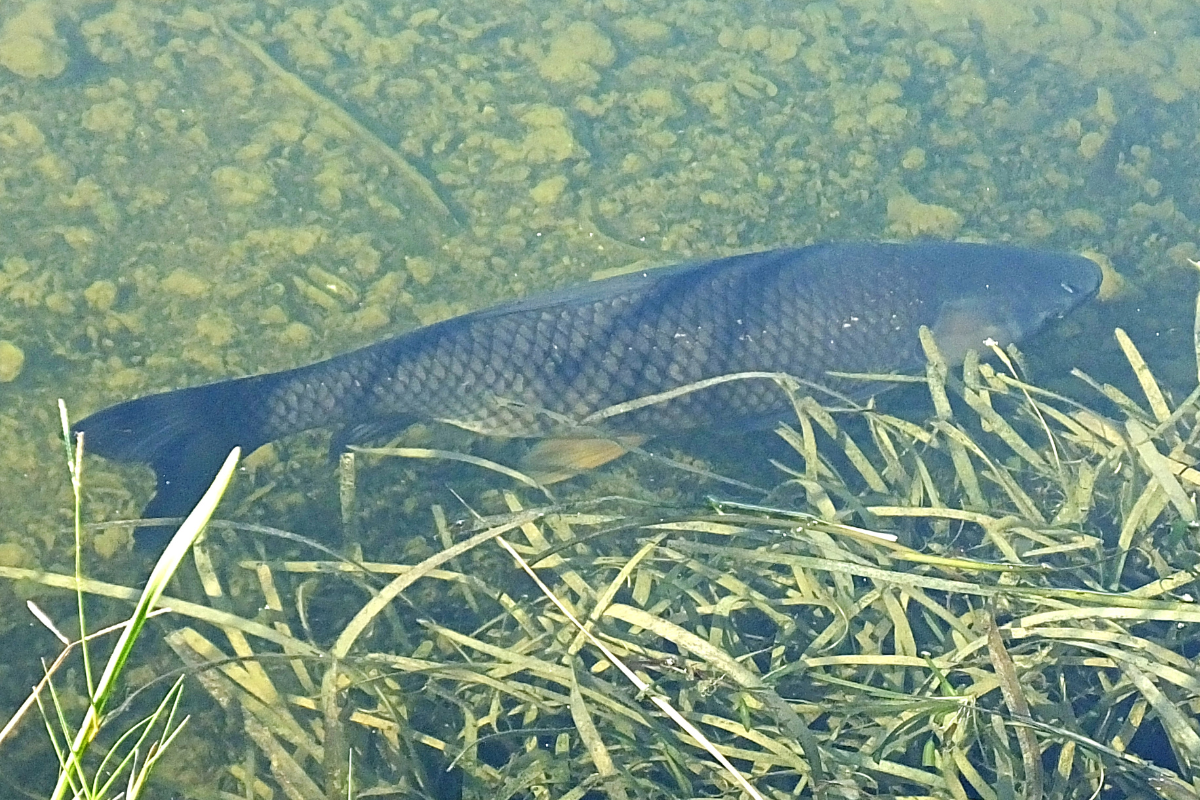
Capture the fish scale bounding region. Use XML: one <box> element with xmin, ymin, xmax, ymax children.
<box><xmin>74</xmin><ymin>241</ymin><xmax>1101</xmax><ymax>550</ymax></box>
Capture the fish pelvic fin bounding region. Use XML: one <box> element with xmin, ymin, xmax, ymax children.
<box><xmin>74</xmin><ymin>376</ymin><xmax>269</xmax><ymax>551</ymax></box>
<box><xmin>519</xmin><ymin>434</ymin><xmax>649</xmax><ymax>485</ymax></box>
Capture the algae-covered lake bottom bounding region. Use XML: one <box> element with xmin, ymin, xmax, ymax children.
<box><xmin>2</xmin><ymin>0</ymin><xmax>1200</xmax><ymax>797</ymax></box>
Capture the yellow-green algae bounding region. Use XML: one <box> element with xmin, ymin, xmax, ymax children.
<box><xmin>0</xmin><ymin>0</ymin><xmax>1191</xmax><ymax>546</ymax></box>
<box><xmin>0</xmin><ymin>1</ymin><xmax>67</xmax><ymax>80</ymax></box>
<box><xmin>0</xmin><ymin>340</ymin><xmax>25</xmax><ymax>383</ymax></box>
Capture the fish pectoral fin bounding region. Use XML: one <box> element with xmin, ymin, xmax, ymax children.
<box><xmin>520</xmin><ymin>434</ymin><xmax>649</xmax><ymax>485</ymax></box>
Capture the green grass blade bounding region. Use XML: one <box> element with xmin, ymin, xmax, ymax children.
<box><xmin>49</xmin><ymin>446</ymin><xmax>241</xmax><ymax>800</ymax></box>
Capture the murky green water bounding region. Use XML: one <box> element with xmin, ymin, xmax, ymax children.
<box><xmin>1</xmin><ymin>0</ymin><xmax>1199</xmax><ymax>795</ymax></box>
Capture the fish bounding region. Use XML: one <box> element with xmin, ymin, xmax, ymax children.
<box><xmin>74</xmin><ymin>241</ymin><xmax>1101</xmax><ymax>548</ymax></box>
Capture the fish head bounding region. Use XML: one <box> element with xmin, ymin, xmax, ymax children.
<box><xmin>923</xmin><ymin>243</ymin><xmax>1102</xmax><ymax>363</ymax></box>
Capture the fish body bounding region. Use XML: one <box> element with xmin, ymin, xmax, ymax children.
<box><xmin>75</xmin><ymin>241</ymin><xmax>1101</xmax><ymax>542</ymax></box>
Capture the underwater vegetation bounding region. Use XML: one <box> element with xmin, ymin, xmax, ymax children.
<box><xmin>5</xmin><ymin>313</ymin><xmax>1200</xmax><ymax>799</ymax></box>
<box><xmin>2</xmin><ymin>0</ymin><xmax>1200</xmax><ymax>796</ymax></box>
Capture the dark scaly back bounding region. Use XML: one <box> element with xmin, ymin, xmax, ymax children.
<box><xmin>306</xmin><ymin>244</ymin><xmax>936</xmax><ymax>438</ymax></box>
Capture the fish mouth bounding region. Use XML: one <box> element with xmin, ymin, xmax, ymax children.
<box><xmin>930</xmin><ymin>266</ymin><xmax>1099</xmax><ymax>363</ymax></box>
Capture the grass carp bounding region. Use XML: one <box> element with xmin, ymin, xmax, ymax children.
<box><xmin>74</xmin><ymin>241</ymin><xmax>1101</xmax><ymax>546</ymax></box>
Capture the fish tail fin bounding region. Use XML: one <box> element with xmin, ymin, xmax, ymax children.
<box><xmin>74</xmin><ymin>376</ymin><xmax>269</xmax><ymax>550</ymax></box>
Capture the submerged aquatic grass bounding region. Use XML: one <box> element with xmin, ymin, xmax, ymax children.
<box><xmin>5</xmin><ymin>309</ymin><xmax>1200</xmax><ymax>798</ymax></box>
<box><xmin>0</xmin><ymin>406</ymin><xmax>239</xmax><ymax>799</ymax></box>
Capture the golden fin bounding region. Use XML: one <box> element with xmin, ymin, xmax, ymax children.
<box><xmin>520</xmin><ymin>435</ymin><xmax>649</xmax><ymax>484</ymax></box>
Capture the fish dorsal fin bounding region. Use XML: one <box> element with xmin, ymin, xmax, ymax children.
<box><xmin>458</xmin><ymin>248</ymin><xmax>805</xmax><ymax>322</ymax></box>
